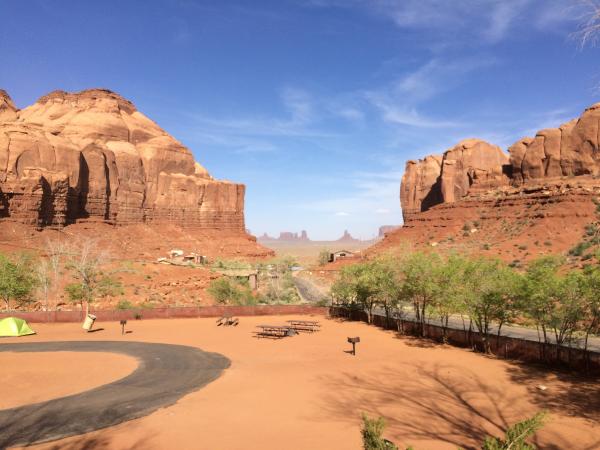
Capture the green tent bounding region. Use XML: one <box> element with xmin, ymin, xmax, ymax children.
<box><xmin>0</xmin><ymin>317</ymin><xmax>36</xmax><ymax>337</ymax></box>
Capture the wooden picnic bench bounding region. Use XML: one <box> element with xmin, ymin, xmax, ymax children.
<box><xmin>254</xmin><ymin>324</ymin><xmax>295</xmax><ymax>339</ymax></box>
<box><xmin>286</xmin><ymin>320</ymin><xmax>321</xmax><ymax>332</ymax></box>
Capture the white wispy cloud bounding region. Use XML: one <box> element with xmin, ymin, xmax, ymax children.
<box><xmin>363</xmin><ymin>56</ymin><xmax>496</xmax><ymax>128</ymax></box>
<box><xmin>305</xmin><ymin>0</ymin><xmax>580</xmax><ymax>44</ymax></box>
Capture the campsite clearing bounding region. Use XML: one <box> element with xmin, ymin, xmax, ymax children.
<box><xmin>1</xmin><ymin>315</ymin><xmax>599</xmax><ymax>450</ymax></box>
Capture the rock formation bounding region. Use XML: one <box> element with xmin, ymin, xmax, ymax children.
<box><xmin>0</xmin><ymin>89</ymin><xmax>245</xmax><ymax>231</ymax></box>
<box><xmin>510</xmin><ymin>103</ymin><xmax>600</xmax><ymax>183</ymax></box>
<box><xmin>400</xmin><ymin>139</ymin><xmax>510</xmax><ymax>220</ymax></box>
<box><xmin>400</xmin><ymin>104</ymin><xmax>600</xmax><ymax>221</ymax></box>
<box><xmin>382</xmin><ymin>103</ymin><xmax>600</xmax><ymax>263</ymax></box>
<box><xmin>258</xmin><ymin>230</ymin><xmax>310</xmax><ymax>242</ymax></box>
<box><xmin>336</xmin><ymin>230</ymin><xmax>359</xmax><ymax>243</ymax></box>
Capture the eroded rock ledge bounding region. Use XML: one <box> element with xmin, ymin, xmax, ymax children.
<box><xmin>400</xmin><ymin>103</ymin><xmax>600</xmax><ymax>221</ymax></box>
<box><xmin>0</xmin><ymin>89</ymin><xmax>244</xmax><ymax>230</ymax></box>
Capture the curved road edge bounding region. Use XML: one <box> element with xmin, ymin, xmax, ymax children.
<box><xmin>0</xmin><ymin>341</ymin><xmax>230</xmax><ymax>448</ymax></box>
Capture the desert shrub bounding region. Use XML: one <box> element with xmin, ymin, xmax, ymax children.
<box><xmin>463</xmin><ymin>222</ymin><xmax>472</xmax><ymax>231</ymax></box>
<box><xmin>315</xmin><ymin>298</ymin><xmax>330</xmax><ymax>307</ymax></box>
<box><xmin>482</xmin><ymin>243</ymin><xmax>491</xmax><ymax>250</ymax></box>
<box><xmin>117</xmin><ymin>299</ymin><xmax>134</xmax><ymax>310</ymax></box>
<box><xmin>207</xmin><ymin>277</ymin><xmax>256</xmax><ymax>305</ymax></box>
<box><xmin>212</xmin><ymin>259</ymin><xmax>252</xmax><ymax>270</ymax></box>
<box><xmin>518</xmin><ymin>245</ymin><xmax>528</xmax><ymax>251</ymax></box>
<box><xmin>543</xmin><ymin>241</ymin><xmax>552</xmax><ymax>246</ymax></box>
<box><xmin>569</xmin><ymin>241</ymin><xmax>592</xmax><ymax>257</ymax></box>
<box><xmin>318</xmin><ymin>249</ymin><xmax>331</xmax><ymax>266</ymax></box>
<box><xmin>361</xmin><ymin>414</ymin><xmax>397</xmax><ymax>450</ymax></box>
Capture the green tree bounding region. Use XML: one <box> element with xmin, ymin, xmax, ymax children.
<box><xmin>332</xmin><ymin>260</ymin><xmax>386</xmax><ymax>324</ymax></box>
<box><xmin>463</xmin><ymin>258</ymin><xmax>520</xmax><ymax>353</ymax></box>
<box><xmin>0</xmin><ymin>253</ymin><xmax>36</xmax><ymax>311</ymax></box>
<box><xmin>64</xmin><ymin>238</ymin><xmax>109</xmax><ymax>314</ymax></box>
<box><xmin>429</xmin><ymin>254</ymin><xmax>470</xmax><ymax>343</ymax></box>
<box><xmin>361</xmin><ymin>414</ymin><xmax>398</xmax><ymax>450</ymax></box>
<box><xmin>519</xmin><ymin>256</ymin><xmax>564</xmax><ymax>358</ymax></box>
<box><xmin>399</xmin><ymin>252</ymin><xmax>442</xmax><ymax>337</ymax></box>
<box><xmin>550</xmin><ymin>271</ymin><xmax>586</xmax><ymax>350</ymax></box>
<box><xmin>581</xmin><ymin>266</ymin><xmax>600</xmax><ymax>357</ymax></box>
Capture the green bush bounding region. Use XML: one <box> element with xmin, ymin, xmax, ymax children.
<box><xmin>482</xmin><ymin>411</ymin><xmax>546</xmax><ymax>450</ymax></box>
<box><xmin>207</xmin><ymin>277</ymin><xmax>257</xmax><ymax>305</ymax></box>
<box><xmin>361</xmin><ymin>414</ymin><xmax>397</xmax><ymax>450</ymax></box>
<box><xmin>117</xmin><ymin>299</ymin><xmax>134</xmax><ymax>310</ymax></box>
<box><xmin>568</xmin><ymin>241</ymin><xmax>592</xmax><ymax>257</ymax></box>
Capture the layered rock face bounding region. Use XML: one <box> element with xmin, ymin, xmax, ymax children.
<box><xmin>400</xmin><ymin>139</ymin><xmax>510</xmax><ymax>220</ymax></box>
<box><xmin>510</xmin><ymin>103</ymin><xmax>600</xmax><ymax>183</ymax></box>
<box><xmin>0</xmin><ymin>89</ymin><xmax>245</xmax><ymax>230</ymax></box>
<box><xmin>400</xmin><ymin>104</ymin><xmax>600</xmax><ymax>221</ymax></box>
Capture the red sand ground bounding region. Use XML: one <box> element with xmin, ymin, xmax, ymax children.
<box><xmin>0</xmin><ymin>352</ymin><xmax>137</xmax><ymax>410</ymax></box>
<box><xmin>2</xmin><ymin>316</ymin><xmax>599</xmax><ymax>450</ymax></box>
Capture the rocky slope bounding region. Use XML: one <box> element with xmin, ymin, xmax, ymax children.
<box><xmin>0</xmin><ymin>89</ymin><xmax>244</xmax><ymax>230</ymax></box>
<box><xmin>373</xmin><ymin>104</ymin><xmax>600</xmax><ymax>263</ymax></box>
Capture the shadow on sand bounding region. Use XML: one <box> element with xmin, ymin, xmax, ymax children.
<box><xmin>315</xmin><ymin>361</ymin><xmax>600</xmax><ymax>450</ymax></box>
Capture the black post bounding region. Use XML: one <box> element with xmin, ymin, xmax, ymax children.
<box><xmin>347</xmin><ymin>337</ymin><xmax>360</xmax><ymax>356</ymax></box>
<box><xmin>120</xmin><ymin>320</ymin><xmax>127</xmax><ymax>335</ymax></box>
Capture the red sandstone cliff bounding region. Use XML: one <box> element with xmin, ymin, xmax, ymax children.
<box><xmin>400</xmin><ymin>139</ymin><xmax>510</xmax><ymax>220</ymax></box>
<box><xmin>376</xmin><ymin>104</ymin><xmax>600</xmax><ymax>263</ymax></box>
<box><xmin>0</xmin><ymin>89</ymin><xmax>244</xmax><ymax>230</ymax></box>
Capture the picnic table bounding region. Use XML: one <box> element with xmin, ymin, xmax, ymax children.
<box><xmin>255</xmin><ymin>324</ymin><xmax>295</xmax><ymax>339</ymax></box>
<box><xmin>286</xmin><ymin>320</ymin><xmax>321</xmax><ymax>333</ymax></box>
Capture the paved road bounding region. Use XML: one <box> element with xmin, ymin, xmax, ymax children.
<box><xmin>293</xmin><ymin>276</ymin><xmax>329</xmax><ymax>303</ymax></box>
<box><xmin>373</xmin><ymin>307</ymin><xmax>600</xmax><ymax>352</ymax></box>
<box><xmin>0</xmin><ymin>341</ymin><xmax>230</xmax><ymax>448</ymax></box>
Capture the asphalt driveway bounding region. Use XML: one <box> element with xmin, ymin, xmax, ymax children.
<box><xmin>0</xmin><ymin>341</ymin><xmax>230</xmax><ymax>448</ymax></box>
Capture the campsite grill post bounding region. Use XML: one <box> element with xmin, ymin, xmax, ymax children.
<box><xmin>347</xmin><ymin>336</ymin><xmax>360</xmax><ymax>356</ymax></box>
<box><xmin>120</xmin><ymin>320</ymin><xmax>127</xmax><ymax>335</ymax></box>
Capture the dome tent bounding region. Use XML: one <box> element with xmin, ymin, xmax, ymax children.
<box><xmin>0</xmin><ymin>317</ymin><xmax>35</xmax><ymax>337</ymax></box>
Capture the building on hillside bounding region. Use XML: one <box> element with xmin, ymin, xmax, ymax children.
<box><xmin>329</xmin><ymin>250</ymin><xmax>355</xmax><ymax>262</ymax></box>
<box><xmin>216</xmin><ymin>269</ymin><xmax>259</xmax><ymax>289</ymax></box>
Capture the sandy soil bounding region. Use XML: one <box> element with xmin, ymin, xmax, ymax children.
<box><xmin>0</xmin><ymin>351</ymin><xmax>137</xmax><ymax>409</ymax></box>
<box><xmin>2</xmin><ymin>316</ymin><xmax>599</xmax><ymax>450</ymax></box>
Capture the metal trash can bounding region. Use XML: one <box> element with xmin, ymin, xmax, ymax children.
<box><xmin>82</xmin><ymin>314</ymin><xmax>97</xmax><ymax>331</ymax></box>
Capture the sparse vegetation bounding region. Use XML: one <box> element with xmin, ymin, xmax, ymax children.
<box><xmin>361</xmin><ymin>411</ymin><xmax>547</xmax><ymax>450</ymax></box>
<box><xmin>0</xmin><ymin>252</ymin><xmax>37</xmax><ymax>311</ymax></box>
<box><xmin>117</xmin><ymin>299</ymin><xmax>134</xmax><ymax>310</ymax></box>
<box><xmin>207</xmin><ymin>277</ymin><xmax>257</xmax><ymax>306</ymax></box>
<box><xmin>318</xmin><ymin>248</ymin><xmax>331</xmax><ymax>266</ymax></box>
<box><xmin>361</xmin><ymin>415</ymin><xmax>397</xmax><ymax>450</ymax></box>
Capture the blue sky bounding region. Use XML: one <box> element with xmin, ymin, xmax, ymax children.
<box><xmin>1</xmin><ymin>0</ymin><xmax>599</xmax><ymax>240</ymax></box>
